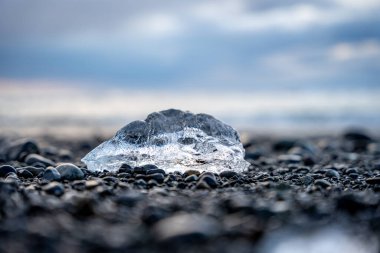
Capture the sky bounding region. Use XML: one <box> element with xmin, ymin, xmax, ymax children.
<box><xmin>0</xmin><ymin>0</ymin><xmax>380</xmax><ymax>135</ymax></box>
<box><xmin>0</xmin><ymin>0</ymin><xmax>379</xmax><ymax>90</ymax></box>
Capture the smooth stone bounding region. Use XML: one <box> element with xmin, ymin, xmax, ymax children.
<box><xmin>146</xmin><ymin>169</ymin><xmax>166</xmax><ymax>175</ymax></box>
<box><xmin>153</xmin><ymin>213</ymin><xmax>219</xmax><ymax>242</ymax></box>
<box><xmin>5</xmin><ymin>173</ymin><xmax>20</xmax><ymax>183</ymax></box>
<box><xmin>195</xmin><ymin>181</ymin><xmax>211</xmax><ymax>190</ymax></box>
<box><xmin>185</xmin><ymin>174</ymin><xmax>198</xmax><ymax>182</ymax></box>
<box><xmin>43</xmin><ymin>168</ymin><xmax>61</xmax><ymax>181</ymax></box>
<box><xmin>366</xmin><ymin>177</ymin><xmax>380</xmax><ymax>185</ymax></box>
<box><xmin>314</xmin><ymin>179</ymin><xmax>331</xmax><ymax>188</ymax></box>
<box><xmin>272</xmin><ymin>139</ymin><xmax>296</xmax><ymax>151</ymax></box>
<box><xmin>326</xmin><ymin>169</ymin><xmax>340</xmax><ymax>179</ymax></box>
<box><xmin>147</xmin><ymin>173</ymin><xmax>165</xmax><ymax>183</ymax></box>
<box><xmin>346</xmin><ymin>168</ymin><xmax>358</xmax><ymax>174</ymax></box>
<box><xmin>0</xmin><ymin>165</ymin><xmax>16</xmax><ymax>177</ymax></box>
<box><xmin>367</xmin><ymin>143</ymin><xmax>380</xmax><ymax>155</ymax></box>
<box><xmin>197</xmin><ymin>175</ymin><xmax>218</xmax><ymax>189</ymax></box>
<box><xmin>278</xmin><ymin>154</ymin><xmax>302</xmax><ymax>163</ymax></box>
<box><xmin>3</xmin><ymin>138</ymin><xmax>40</xmax><ymax>161</ymax></box>
<box><xmin>343</xmin><ymin>130</ymin><xmax>372</xmax><ymax>141</ymax></box>
<box><xmin>56</xmin><ymin>163</ymin><xmax>84</xmax><ymax>181</ymax></box>
<box><xmin>102</xmin><ymin>176</ymin><xmax>118</xmax><ymax>183</ymax></box>
<box><xmin>25</xmin><ymin>154</ymin><xmax>55</xmax><ymax>167</ymax></box>
<box><xmin>114</xmin><ymin>192</ymin><xmax>143</xmax><ymax>207</ymax></box>
<box><xmin>118</xmin><ymin>163</ymin><xmax>133</xmax><ymax>173</ymax></box>
<box><xmin>85</xmin><ymin>180</ymin><xmax>101</xmax><ymax>189</ymax></box>
<box><xmin>133</xmin><ymin>166</ymin><xmax>149</xmax><ymax>175</ymax></box>
<box><xmin>117</xmin><ymin>172</ymin><xmax>131</xmax><ymax>178</ymax></box>
<box><xmin>183</xmin><ymin>170</ymin><xmax>201</xmax><ymax>177</ymax></box>
<box><xmin>301</xmin><ymin>175</ymin><xmax>314</xmax><ymax>185</ymax></box>
<box><xmin>23</xmin><ymin>166</ymin><xmax>45</xmax><ymax>177</ymax></box>
<box><xmin>295</xmin><ymin>167</ymin><xmax>310</xmax><ymax>174</ymax></box>
<box><xmin>142</xmin><ymin>164</ymin><xmax>159</xmax><ymax>171</ymax></box>
<box><xmin>135</xmin><ymin>179</ymin><xmax>147</xmax><ymax>187</ymax></box>
<box><xmin>349</xmin><ymin>173</ymin><xmax>359</xmax><ymax>179</ymax></box>
<box><xmin>219</xmin><ymin>171</ymin><xmax>238</xmax><ymax>179</ymax></box>
<box><xmin>43</xmin><ymin>182</ymin><xmax>65</xmax><ymax>196</ymax></box>
<box><xmin>18</xmin><ymin>169</ymin><xmax>34</xmax><ymax>178</ymax></box>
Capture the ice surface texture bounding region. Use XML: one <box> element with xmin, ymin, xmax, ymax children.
<box><xmin>82</xmin><ymin>109</ymin><xmax>249</xmax><ymax>173</ymax></box>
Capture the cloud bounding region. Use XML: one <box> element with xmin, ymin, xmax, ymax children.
<box><xmin>125</xmin><ymin>13</ymin><xmax>183</xmax><ymax>38</ymax></box>
<box><xmin>329</xmin><ymin>40</ymin><xmax>380</xmax><ymax>61</ymax></box>
<box><xmin>0</xmin><ymin>0</ymin><xmax>379</xmax><ymax>90</ymax></box>
<box><xmin>189</xmin><ymin>0</ymin><xmax>380</xmax><ymax>33</ymax></box>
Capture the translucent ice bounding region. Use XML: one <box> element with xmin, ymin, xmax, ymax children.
<box><xmin>82</xmin><ymin>109</ymin><xmax>249</xmax><ymax>173</ymax></box>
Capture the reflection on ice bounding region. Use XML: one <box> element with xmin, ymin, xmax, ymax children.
<box><xmin>82</xmin><ymin>109</ymin><xmax>249</xmax><ymax>173</ymax></box>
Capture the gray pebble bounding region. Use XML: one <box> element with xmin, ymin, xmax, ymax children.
<box><xmin>25</xmin><ymin>154</ymin><xmax>55</xmax><ymax>167</ymax></box>
<box><xmin>56</xmin><ymin>163</ymin><xmax>84</xmax><ymax>181</ymax></box>
<box><xmin>17</xmin><ymin>169</ymin><xmax>34</xmax><ymax>178</ymax></box>
<box><xmin>0</xmin><ymin>165</ymin><xmax>16</xmax><ymax>177</ymax></box>
<box><xmin>220</xmin><ymin>170</ymin><xmax>238</xmax><ymax>179</ymax></box>
<box><xmin>43</xmin><ymin>168</ymin><xmax>61</xmax><ymax>181</ymax></box>
<box><xmin>278</xmin><ymin>154</ymin><xmax>302</xmax><ymax>163</ymax></box>
<box><xmin>43</xmin><ymin>182</ymin><xmax>65</xmax><ymax>196</ymax></box>
<box><xmin>146</xmin><ymin>168</ymin><xmax>166</xmax><ymax>175</ymax></box>
<box><xmin>147</xmin><ymin>173</ymin><xmax>165</xmax><ymax>183</ymax></box>
<box><xmin>153</xmin><ymin>213</ymin><xmax>219</xmax><ymax>242</ymax></box>
<box><xmin>314</xmin><ymin>179</ymin><xmax>331</xmax><ymax>188</ymax></box>
<box><xmin>23</xmin><ymin>166</ymin><xmax>45</xmax><ymax>177</ymax></box>
<box><xmin>185</xmin><ymin>174</ymin><xmax>198</xmax><ymax>182</ymax></box>
<box><xmin>326</xmin><ymin>169</ymin><xmax>340</xmax><ymax>179</ymax></box>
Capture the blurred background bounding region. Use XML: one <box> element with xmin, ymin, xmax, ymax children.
<box><xmin>0</xmin><ymin>0</ymin><xmax>379</xmax><ymax>137</ymax></box>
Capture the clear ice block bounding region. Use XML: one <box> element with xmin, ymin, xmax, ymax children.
<box><xmin>81</xmin><ymin>109</ymin><xmax>249</xmax><ymax>173</ymax></box>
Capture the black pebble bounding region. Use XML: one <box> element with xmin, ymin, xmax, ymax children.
<box><xmin>0</xmin><ymin>165</ymin><xmax>16</xmax><ymax>177</ymax></box>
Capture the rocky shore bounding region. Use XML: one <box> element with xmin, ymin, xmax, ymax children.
<box><xmin>0</xmin><ymin>130</ymin><xmax>379</xmax><ymax>253</ymax></box>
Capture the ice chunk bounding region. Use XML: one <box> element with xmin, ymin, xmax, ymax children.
<box><xmin>82</xmin><ymin>109</ymin><xmax>249</xmax><ymax>173</ymax></box>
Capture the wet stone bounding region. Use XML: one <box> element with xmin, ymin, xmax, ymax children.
<box><xmin>185</xmin><ymin>174</ymin><xmax>198</xmax><ymax>182</ymax></box>
<box><xmin>366</xmin><ymin>177</ymin><xmax>380</xmax><ymax>185</ymax></box>
<box><xmin>43</xmin><ymin>182</ymin><xmax>65</xmax><ymax>196</ymax></box>
<box><xmin>42</xmin><ymin>168</ymin><xmax>61</xmax><ymax>181</ymax></box>
<box><xmin>56</xmin><ymin>163</ymin><xmax>84</xmax><ymax>181</ymax></box>
<box><xmin>5</xmin><ymin>173</ymin><xmax>20</xmax><ymax>183</ymax></box>
<box><xmin>301</xmin><ymin>175</ymin><xmax>314</xmax><ymax>185</ymax></box>
<box><xmin>118</xmin><ymin>172</ymin><xmax>131</xmax><ymax>178</ymax></box>
<box><xmin>0</xmin><ymin>165</ymin><xmax>16</xmax><ymax>177</ymax></box>
<box><xmin>326</xmin><ymin>169</ymin><xmax>340</xmax><ymax>179</ymax></box>
<box><xmin>314</xmin><ymin>179</ymin><xmax>331</xmax><ymax>188</ymax></box>
<box><xmin>220</xmin><ymin>170</ymin><xmax>238</xmax><ymax>179</ymax></box>
<box><xmin>146</xmin><ymin>168</ymin><xmax>166</xmax><ymax>175</ymax></box>
<box><xmin>183</xmin><ymin>170</ymin><xmax>201</xmax><ymax>177</ymax></box>
<box><xmin>349</xmin><ymin>173</ymin><xmax>359</xmax><ymax>179</ymax></box>
<box><xmin>17</xmin><ymin>169</ymin><xmax>34</xmax><ymax>179</ymax></box>
<box><xmin>85</xmin><ymin>180</ymin><xmax>101</xmax><ymax>189</ymax></box>
<box><xmin>147</xmin><ymin>173</ymin><xmax>165</xmax><ymax>183</ymax></box>
<box><xmin>25</xmin><ymin>154</ymin><xmax>55</xmax><ymax>167</ymax></box>
<box><xmin>23</xmin><ymin>166</ymin><xmax>45</xmax><ymax>177</ymax></box>
<box><xmin>119</xmin><ymin>163</ymin><xmax>134</xmax><ymax>173</ymax></box>
<box><xmin>198</xmin><ymin>175</ymin><xmax>218</xmax><ymax>189</ymax></box>
<box><xmin>2</xmin><ymin>138</ymin><xmax>40</xmax><ymax>161</ymax></box>
<box><xmin>278</xmin><ymin>155</ymin><xmax>302</xmax><ymax>164</ymax></box>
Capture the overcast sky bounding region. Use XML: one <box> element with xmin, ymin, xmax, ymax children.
<box><xmin>0</xmin><ymin>0</ymin><xmax>379</xmax><ymax>90</ymax></box>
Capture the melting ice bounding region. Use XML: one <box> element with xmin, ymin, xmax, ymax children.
<box><xmin>82</xmin><ymin>109</ymin><xmax>249</xmax><ymax>173</ymax></box>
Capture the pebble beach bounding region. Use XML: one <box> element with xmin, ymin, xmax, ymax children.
<box><xmin>0</xmin><ymin>130</ymin><xmax>379</xmax><ymax>253</ymax></box>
